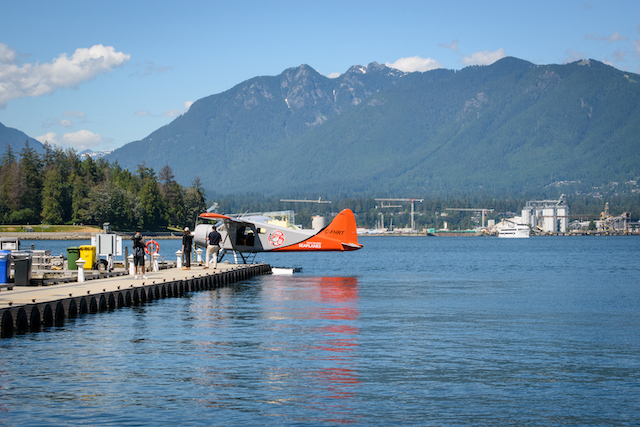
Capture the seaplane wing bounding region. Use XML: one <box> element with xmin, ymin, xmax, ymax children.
<box><xmin>194</xmin><ymin>209</ymin><xmax>363</xmax><ymax>253</ymax></box>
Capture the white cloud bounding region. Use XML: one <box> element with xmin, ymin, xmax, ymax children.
<box><xmin>136</xmin><ymin>100</ymin><xmax>194</xmax><ymax>118</ymax></box>
<box><xmin>131</xmin><ymin>60</ymin><xmax>172</xmax><ymax>77</ymax></box>
<box><xmin>0</xmin><ymin>44</ymin><xmax>130</xmax><ymax>108</ymax></box>
<box><xmin>60</xmin><ymin>119</ymin><xmax>73</xmax><ymax>127</ymax></box>
<box><xmin>326</xmin><ymin>72</ymin><xmax>341</xmax><ymax>79</ymax></box>
<box><xmin>63</xmin><ymin>110</ymin><xmax>86</xmax><ymax>118</ymax></box>
<box><xmin>633</xmin><ymin>39</ymin><xmax>640</xmax><ymax>56</ymax></box>
<box><xmin>386</xmin><ymin>56</ymin><xmax>444</xmax><ymax>72</ymax></box>
<box><xmin>564</xmin><ymin>48</ymin><xmax>587</xmax><ymax>63</ymax></box>
<box><xmin>461</xmin><ymin>48</ymin><xmax>507</xmax><ymax>66</ymax></box>
<box><xmin>438</xmin><ymin>40</ymin><xmax>460</xmax><ymax>52</ymax></box>
<box><xmin>36</xmin><ymin>130</ymin><xmax>106</xmax><ymax>151</ymax></box>
<box><xmin>0</xmin><ymin>43</ymin><xmax>17</xmax><ymax>64</ymax></box>
<box><xmin>162</xmin><ymin>109</ymin><xmax>184</xmax><ymax>118</ymax></box>
<box><xmin>35</xmin><ymin>132</ymin><xmax>59</xmax><ymax>145</ymax></box>
<box><xmin>585</xmin><ymin>31</ymin><xmax>628</xmax><ymax>42</ymax></box>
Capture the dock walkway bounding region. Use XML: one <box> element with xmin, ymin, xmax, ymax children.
<box><xmin>0</xmin><ymin>262</ymin><xmax>271</xmax><ymax>338</ymax></box>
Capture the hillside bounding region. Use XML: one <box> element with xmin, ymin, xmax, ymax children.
<box><xmin>0</xmin><ymin>122</ymin><xmax>45</xmax><ymax>156</ymax></box>
<box><xmin>105</xmin><ymin>58</ymin><xmax>640</xmax><ymax>196</ymax></box>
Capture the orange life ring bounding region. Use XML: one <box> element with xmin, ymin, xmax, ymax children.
<box><xmin>145</xmin><ymin>240</ymin><xmax>160</xmax><ymax>254</ymax></box>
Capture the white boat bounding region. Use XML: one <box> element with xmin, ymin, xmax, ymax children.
<box><xmin>498</xmin><ymin>224</ymin><xmax>530</xmax><ymax>238</ymax></box>
<box><xmin>271</xmin><ymin>267</ymin><xmax>302</xmax><ymax>275</ymax></box>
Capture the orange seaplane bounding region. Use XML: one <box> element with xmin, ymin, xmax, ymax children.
<box><xmin>193</xmin><ymin>209</ymin><xmax>363</xmax><ymax>263</ymax></box>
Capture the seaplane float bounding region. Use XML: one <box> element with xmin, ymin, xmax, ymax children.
<box><xmin>192</xmin><ymin>209</ymin><xmax>363</xmax><ymax>264</ymax></box>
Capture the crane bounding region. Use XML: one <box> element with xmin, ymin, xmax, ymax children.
<box><xmin>375</xmin><ymin>198</ymin><xmax>424</xmax><ymax>231</ymax></box>
<box><xmin>445</xmin><ymin>208</ymin><xmax>494</xmax><ymax>228</ymax></box>
<box><xmin>280</xmin><ymin>198</ymin><xmax>332</xmax><ymax>204</ymax></box>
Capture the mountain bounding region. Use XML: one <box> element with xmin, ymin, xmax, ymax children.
<box><xmin>78</xmin><ymin>149</ymin><xmax>113</xmax><ymax>159</ymax></box>
<box><xmin>107</xmin><ymin>57</ymin><xmax>640</xmax><ymax>197</ymax></box>
<box><xmin>0</xmin><ymin>122</ymin><xmax>45</xmax><ymax>156</ymax></box>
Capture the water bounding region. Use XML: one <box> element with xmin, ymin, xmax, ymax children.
<box><xmin>1</xmin><ymin>236</ymin><xmax>639</xmax><ymax>425</ymax></box>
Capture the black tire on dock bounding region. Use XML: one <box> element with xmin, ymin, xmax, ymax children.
<box><xmin>108</xmin><ymin>293</ymin><xmax>116</xmax><ymax>310</ymax></box>
<box><xmin>79</xmin><ymin>298</ymin><xmax>88</xmax><ymax>315</ymax></box>
<box><xmin>29</xmin><ymin>306</ymin><xmax>41</xmax><ymax>332</ymax></box>
<box><xmin>66</xmin><ymin>298</ymin><xmax>78</xmax><ymax>318</ymax></box>
<box><xmin>88</xmin><ymin>297</ymin><xmax>98</xmax><ymax>314</ymax></box>
<box><xmin>42</xmin><ymin>304</ymin><xmax>54</xmax><ymax>327</ymax></box>
<box><xmin>98</xmin><ymin>295</ymin><xmax>107</xmax><ymax>312</ymax></box>
<box><xmin>1</xmin><ymin>310</ymin><xmax>14</xmax><ymax>338</ymax></box>
<box><xmin>15</xmin><ymin>308</ymin><xmax>29</xmax><ymax>335</ymax></box>
<box><xmin>55</xmin><ymin>301</ymin><xmax>65</xmax><ymax>326</ymax></box>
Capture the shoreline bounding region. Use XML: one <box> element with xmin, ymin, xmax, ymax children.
<box><xmin>1</xmin><ymin>232</ymin><xmax>182</xmax><ymax>240</ymax></box>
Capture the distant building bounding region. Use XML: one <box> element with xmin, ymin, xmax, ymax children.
<box><xmin>522</xmin><ymin>195</ymin><xmax>568</xmax><ymax>233</ymax></box>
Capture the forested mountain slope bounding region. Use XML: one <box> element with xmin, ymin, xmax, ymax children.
<box><xmin>105</xmin><ymin>57</ymin><xmax>640</xmax><ymax>197</ymax></box>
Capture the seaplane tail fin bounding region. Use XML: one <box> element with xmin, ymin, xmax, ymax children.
<box><xmin>273</xmin><ymin>209</ymin><xmax>363</xmax><ymax>252</ymax></box>
<box><xmin>321</xmin><ymin>209</ymin><xmax>362</xmax><ymax>251</ymax></box>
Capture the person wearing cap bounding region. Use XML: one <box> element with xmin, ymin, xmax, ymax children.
<box><xmin>182</xmin><ymin>226</ymin><xmax>193</xmax><ymax>270</ymax></box>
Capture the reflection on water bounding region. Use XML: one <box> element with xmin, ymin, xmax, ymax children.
<box><xmin>260</xmin><ymin>276</ymin><xmax>361</xmax><ymax>424</ymax></box>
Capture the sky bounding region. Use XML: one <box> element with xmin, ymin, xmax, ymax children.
<box><xmin>1</xmin><ymin>0</ymin><xmax>639</xmax><ymax>152</ymax></box>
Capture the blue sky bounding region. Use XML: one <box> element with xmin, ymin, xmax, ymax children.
<box><xmin>1</xmin><ymin>0</ymin><xmax>639</xmax><ymax>152</ymax></box>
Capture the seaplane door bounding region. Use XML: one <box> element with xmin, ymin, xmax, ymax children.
<box><xmin>226</xmin><ymin>221</ymin><xmax>264</xmax><ymax>252</ymax></box>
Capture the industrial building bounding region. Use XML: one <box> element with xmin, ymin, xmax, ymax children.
<box><xmin>521</xmin><ymin>195</ymin><xmax>569</xmax><ymax>233</ymax></box>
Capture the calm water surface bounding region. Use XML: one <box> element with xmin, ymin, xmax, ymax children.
<box><xmin>1</xmin><ymin>236</ymin><xmax>639</xmax><ymax>425</ymax></box>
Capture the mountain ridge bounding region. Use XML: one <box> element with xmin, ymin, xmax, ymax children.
<box><xmin>2</xmin><ymin>57</ymin><xmax>638</xmax><ymax>198</ymax></box>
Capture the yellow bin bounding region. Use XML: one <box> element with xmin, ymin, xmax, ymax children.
<box><xmin>78</xmin><ymin>245</ymin><xmax>97</xmax><ymax>270</ymax></box>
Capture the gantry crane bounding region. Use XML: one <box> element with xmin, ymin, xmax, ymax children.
<box><xmin>445</xmin><ymin>208</ymin><xmax>494</xmax><ymax>228</ymax></box>
<box><xmin>375</xmin><ymin>198</ymin><xmax>424</xmax><ymax>231</ymax></box>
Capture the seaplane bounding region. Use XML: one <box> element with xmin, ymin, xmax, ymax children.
<box><xmin>192</xmin><ymin>209</ymin><xmax>363</xmax><ymax>263</ymax></box>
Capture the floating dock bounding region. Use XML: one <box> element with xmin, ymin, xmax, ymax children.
<box><xmin>0</xmin><ymin>262</ymin><xmax>271</xmax><ymax>338</ymax></box>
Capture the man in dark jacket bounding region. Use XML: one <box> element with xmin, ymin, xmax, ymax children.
<box><xmin>182</xmin><ymin>227</ymin><xmax>193</xmax><ymax>270</ymax></box>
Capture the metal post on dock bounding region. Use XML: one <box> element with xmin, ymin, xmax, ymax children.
<box><xmin>76</xmin><ymin>258</ymin><xmax>86</xmax><ymax>283</ymax></box>
<box><xmin>128</xmin><ymin>255</ymin><xmax>135</xmax><ymax>275</ymax></box>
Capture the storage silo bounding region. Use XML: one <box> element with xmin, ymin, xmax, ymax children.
<box><xmin>312</xmin><ymin>216</ymin><xmax>326</xmax><ymax>230</ymax></box>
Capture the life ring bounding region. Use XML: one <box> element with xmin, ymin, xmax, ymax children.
<box><xmin>145</xmin><ymin>240</ymin><xmax>160</xmax><ymax>254</ymax></box>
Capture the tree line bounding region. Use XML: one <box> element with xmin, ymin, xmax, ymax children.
<box><xmin>0</xmin><ymin>142</ymin><xmax>206</xmax><ymax>230</ymax></box>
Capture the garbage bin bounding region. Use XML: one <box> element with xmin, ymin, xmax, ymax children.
<box><xmin>0</xmin><ymin>250</ymin><xmax>10</xmax><ymax>284</ymax></box>
<box><xmin>67</xmin><ymin>247</ymin><xmax>80</xmax><ymax>270</ymax></box>
<box><xmin>12</xmin><ymin>251</ymin><xmax>32</xmax><ymax>286</ymax></box>
<box><xmin>79</xmin><ymin>245</ymin><xmax>97</xmax><ymax>270</ymax></box>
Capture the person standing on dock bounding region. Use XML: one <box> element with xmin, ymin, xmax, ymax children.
<box><xmin>182</xmin><ymin>227</ymin><xmax>193</xmax><ymax>270</ymax></box>
<box><xmin>204</xmin><ymin>226</ymin><xmax>222</xmax><ymax>270</ymax></box>
<box><xmin>132</xmin><ymin>231</ymin><xmax>147</xmax><ymax>279</ymax></box>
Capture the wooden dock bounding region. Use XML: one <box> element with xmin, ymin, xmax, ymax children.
<box><xmin>0</xmin><ymin>262</ymin><xmax>271</xmax><ymax>338</ymax></box>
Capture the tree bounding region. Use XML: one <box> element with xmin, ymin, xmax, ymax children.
<box><xmin>182</xmin><ymin>177</ymin><xmax>207</xmax><ymax>227</ymax></box>
<box><xmin>71</xmin><ymin>173</ymin><xmax>90</xmax><ymax>223</ymax></box>
<box><xmin>158</xmin><ymin>165</ymin><xmax>184</xmax><ymax>226</ymax></box>
<box><xmin>139</xmin><ymin>178</ymin><xmax>168</xmax><ymax>230</ymax></box>
<box><xmin>19</xmin><ymin>141</ymin><xmax>43</xmax><ymax>223</ymax></box>
<box><xmin>41</xmin><ymin>166</ymin><xmax>64</xmax><ymax>224</ymax></box>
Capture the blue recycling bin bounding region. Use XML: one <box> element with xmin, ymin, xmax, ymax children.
<box><xmin>0</xmin><ymin>250</ymin><xmax>10</xmax><ymax>284</ymax></box>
